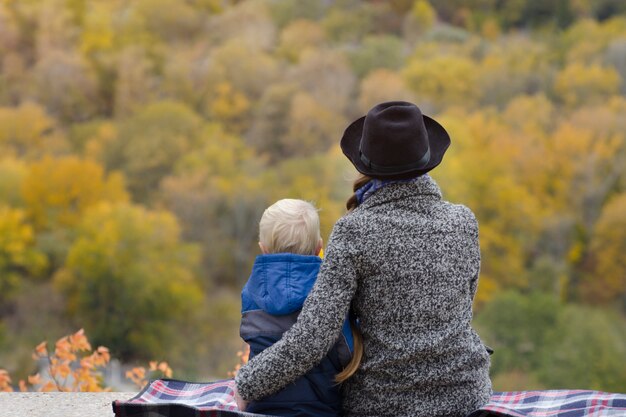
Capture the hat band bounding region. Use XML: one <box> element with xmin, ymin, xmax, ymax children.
<box><xmin>359</xmin><ymin>147</ymin><xmax>431</xmax><ymax>173</ymax></box>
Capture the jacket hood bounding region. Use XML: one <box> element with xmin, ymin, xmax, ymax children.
<box><xmin>241</xmin><ymin>253</ymin><xmax>322</xmax><ymax>315</ymax></box>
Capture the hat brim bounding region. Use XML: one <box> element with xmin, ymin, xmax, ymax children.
<box><xmin>340</xmin><ymin>114</ymin><xmax>451</xmax><ymax>179</ymax></box>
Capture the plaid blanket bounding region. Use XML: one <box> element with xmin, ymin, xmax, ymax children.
<box><xmin>469</xmin><ymin>390</ymin><xmax>626</xmax><ymax>417</ymax></box>
<box><xmin>113</xmin><ymin>380</ymin><xmax>626</xmax><ymax>417</ymax></box>
<box><xmin>112</xmin><ymin>379</ymin><xmax>274</xmax><ymax>417</ymax></box>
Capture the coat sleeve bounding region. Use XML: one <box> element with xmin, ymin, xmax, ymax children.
<box><xmin>235</xmin><ymin>217</ymin><xmax>359</xmax><ymax>401</ymax></box>
<box><xmin>465</xmin><ymin>207</ymin><xmax>481</xmax><ymax>299</ymax></box>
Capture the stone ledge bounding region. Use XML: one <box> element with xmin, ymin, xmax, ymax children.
<box><xmin>0</xmin><ymin>392</ymin><xmax>136</xmax><ymax>417</ymax></box>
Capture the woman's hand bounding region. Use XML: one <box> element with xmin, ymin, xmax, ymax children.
<box><xmin>233</xmin><ymin>385</ymin><xmax>248</xmax><ymax>411</ymax></box>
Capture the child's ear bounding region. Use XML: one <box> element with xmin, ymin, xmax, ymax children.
<box><xmin>315</xmin><ymin>238</ymin><xmax>323</xmax><ymax>257</ymax></box>
<box><xmin>259</xmin><ymin>242</ymin><xmax>269</xmax><ymax>254</ymax></box>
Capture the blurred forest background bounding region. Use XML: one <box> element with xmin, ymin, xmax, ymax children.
<box><xmin>1</xmin><ymin>0</ymin><xmax>625</xmax><ymax>391</ymax></box>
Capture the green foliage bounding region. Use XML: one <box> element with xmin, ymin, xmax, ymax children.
<box><xmin>537</xmin><ymin>305</ymin><xmax>626</xmax><ymax>391</ymax></box>
<box><xmin>348</xmin><ymin>35</ymin><xmax>404</xmax><ymax>78</ymax></box>
<box><xmin>0</xmin><ymin>206</ymin><xmax>47</xmax><ymax>312</ymax></box>
<box><xmin>105</xmin><ymin>101</ymin><xmax>202</xmax><ymax>202</ymax></box>
<box><xmin>160</xmin><ymin>124</ymin><xmax>269</xmax><ymax>287</ymax></box>
<box><xmin>0</xmin><ymin>158</ymin><xmax>27</xmax><ymax>207</ymax></box>
<box><xmin>55</xmin><ymin>202</ymin><xmax>203</xmax><ymax>360</ymax></box>
<box><xmin>584</xmin><ymin>193</ymin><xmax>626</xmax><ymax>304</ymax></box>
<box><xmin>476</xmin><ymin>292</ymin><xmax>626</xmax><ymax>391</ymax></box>
<box><xmin>475</xmin><ymin>291</ymin><xmax>561</xmax><ymax>375</ymax></box>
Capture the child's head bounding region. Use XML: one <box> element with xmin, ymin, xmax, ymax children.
<box><xmin>259</xmin><ymin>199</ymin><xmax>322</xmax><ymax>256</ymax></box>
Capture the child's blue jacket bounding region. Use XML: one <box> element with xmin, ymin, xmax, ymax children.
<box><xmin>240</xmin><ymin>253</ymin><xmax>353</xmax><ymax>417</ymax></box>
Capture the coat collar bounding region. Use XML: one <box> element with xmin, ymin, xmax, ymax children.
<box><xmin>358</xmin><ymin>174</ymin><xmax>442</xmax><ymax>210</ymax></box>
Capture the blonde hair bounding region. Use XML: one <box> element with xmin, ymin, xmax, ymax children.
<box><xmin>259</xmin><ymin>199</ymin><xmax>321</xmax><ymax>255</ymax></box>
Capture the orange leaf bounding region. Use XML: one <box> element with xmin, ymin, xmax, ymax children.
<box><xmin>57</xmin><ymin>363</ymin><xmax>72</xmax><ymax>379</ymax></box>
<box><xmin>41</xmin><ymin>381</ymin><xmax>57</xmax><ymax>392</ymax></box>
<box><xmin>35</xmin><ymin>341</ymin><xmax>48</xmax><ymax>357</ymax></box>
<box><xmin>69</xmin><ymin>329</ymin><xmax>91</xmax><ymax>352</ymax></box>
<box><xmin>0</xmin><ymin>370</ymin><xmax>13</xmax><ymax>392</ymax></box>
<box><xmin>28</xmin><ymin>374</ymin><xmax>41</xmax><ymax>386</ymax></box>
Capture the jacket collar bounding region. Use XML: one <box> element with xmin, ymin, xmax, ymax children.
<box><xmin>241</xmin><ymin>254</ymin><xmax>322</xmax><ymax>315</ymax></box>
<box><xmin>358</xmin><ymin>174</ymin><xmax>442</xmax><ymax>210</ymax></box>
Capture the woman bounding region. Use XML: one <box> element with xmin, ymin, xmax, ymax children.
<box><xmin>235</xmin><ymin>101</ymin><xmax>492</xmax><ymax>417</ymax></box>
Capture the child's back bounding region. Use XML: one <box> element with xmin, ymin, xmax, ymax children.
<box><xmin>239</xmin><ymin>199</ymin><xmax>353</xmax><ymax>417</ymax></box>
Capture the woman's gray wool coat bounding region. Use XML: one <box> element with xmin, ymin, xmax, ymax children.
<box><xmin>235</xmin><ymin>174</ymin><xmax>492</xmax><ymax>417</ymax></box>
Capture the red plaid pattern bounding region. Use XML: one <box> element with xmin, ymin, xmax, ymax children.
<box><xmin>114</xmin><ymin>380</ymin><xmax>626</xmax><ymax>417</ymax></box>
<box><xmin>468</xmin><ymin>390</ymin><xmax>626</xmax><ymax>417</ymax></box>
<box><xmin>112</xmin><ymin>378</ymin><xmax>275</xmax><ymax>417</ymax></box>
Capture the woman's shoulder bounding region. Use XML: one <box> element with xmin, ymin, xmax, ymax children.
<box><xmin>438</xmin><ymin>201</ymin><xmax>479</xmax><ymax>235</ymax></box>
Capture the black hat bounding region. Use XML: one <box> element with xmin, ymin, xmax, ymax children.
<box><xmin>340</xmin><ymin>101</ymin><xmax>450</xmax><ymax>178</ymax></box>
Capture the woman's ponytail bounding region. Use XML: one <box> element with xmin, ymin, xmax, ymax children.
<box><xmin>346</xmin><ymin>175</ymin><xmax>371</xmax><ymax>212</ymax></box>
<box><xmin>335</xmin><ymin>174</ymin><xmax>372</xmax><ymax>383</ymax></box>
<box><xmin>335</xmin><ymin>319</ymin><xmax>363</xmax><ymax>383</ymax></box>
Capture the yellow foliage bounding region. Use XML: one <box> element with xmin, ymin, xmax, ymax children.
<box><xmin>554</xmin><ymin>63</ymin><xmax>621</xmax><ymax>107</ymax></box>
<box><xmin>208</xmin><ymin>82</ymin><xmax>251</xmax><ymax>132</ymax></box>
<box><xmin>0</xmin><ymin>157</ymin><xmax>28</xmax><ymax>206</ymax></box>
<box><xmin>403</xmin><ymin>55</ymin><xmax>479</xmax><ymax>108</ymax></box>
<box><xmin>79</xmin><ymin>2</ymin><xmax>114</xmax><ymax>55</ymax></box>
<box><xmin>481</xmin><ymin>17</ymin><xmax>501</xmax><ymax>40</ymax></box>
<box><xmin>84</xmin><ymin>122</ymin><xmax>118</xmax><ymax>162</ymax></box>
<box><xmin>435</xmin><ymin>110</ymin><xmax>544</xmax><ymax>293</ymax></box>
<box><xmin>0</xmin><ymin>102</ymin><xmax>67</xmax><ymax>159</ymax></box>
<box><xmin>278</xmin><ymin>19</ymin><xmax>326</xmax><ymax>63</ymax></box>
<box><xmin>21</xmin><ymin>156</ymin><xmax>129</xmax><ymax>230</ymax></box>
<box><xmin>584</xmin><ymin>193</ymin><xmax>626</xmax><ymax>303</ymax></box>
<box><xmin>358</xmin><ymin>69</ymin><xmax>415</xmax><ymax>113</ymax></box>
<box><xmin>0</xmin><ymin>205</ymin><xmax>47</xmax><ymax>301</ymax></box>
<box><xmin>404</xmin><ymin>0</ymin><xmax>436</xmax><ymax>37</ymax></box>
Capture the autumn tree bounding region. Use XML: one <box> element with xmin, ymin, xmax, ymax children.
<box><xmin>0</xmin><ymin>206</ymin><xmax>47</xmax><ymax>314</ymax></box>
<box><xmin>434</xmin><ymin>110</ymin><xmax>543</xmax><ymax>302</ymax></box>
<box><xmin>247</xmin><ymin>82</ymin><xmax>299</xmax><ymax>160</ymax></box>
<box><xmin>203</xmin><ymin>39</ymin><xmax>279</xmax><ymax>105</ymax></box>
<box><xmin>284</xmin><ymin>92</ymin><xmax>346</xmax><ymax>158</ymax></box>
<box><xmin>357</xmin><ymin>69</ymin><xmax>416</xmax><ymax>113</ymax></box>
<box><xmin>32</xmin><ymin>50</ymin><xmax>101</xmax><ymax>123</ymax></box>
<box><xmin>22</xmin><ymin>156</ymin><xmax>128</xmax><ymax>231</ymax></box>
<box><xmin>277</xmin><ymin>19</ymin><xmax>326</xmax><ymax>63</ymax></box>
<box><xmin>129</xmin><ymin>0</ymin><xmax>202</xmax><ymax>42</ymax></box>
<box><xmin>288</xmin><ymin>48</ymin><xmax>356</xmax><ymax>114</ymax></box>
<box><xmin>113</xmin><ymin>46</ymin><xmax>158</xmax><ymax>117</ymax></box>
<box><xmin>207</xmin><ymin>0</ymin><xmax>276</xmax><ymax>50</ymax></box>
<box><xmin>403</xmin><ymin>0</ymin><xmax>436</xmax><ymax>42</ymax></box>
<box><xmin>55</xmin><ymin>202</ymin><xmax>203</xmax><ymax>359</ymax></box>
<box><xmin>321</xmin><ymin>6</ymin><xmax>373</xmax><ymax>43</ymax></box>
<box><xmin>583</xmin><ymin>193</ymin><xmax>626</xmax><ymax>305</ymax></box>
<box><xmin>403</xmin><ymin>54</ymin><xmax>480</xmax><ymax>110</ymax></box>
<box><xmin>0</xmin><ymin>158</ymin><xmax>27</xmax><ymax>207</ymax></box>
<box><xmin>104</xmin><ymin>101</ymin><xmax>202</xmax><ymax>202</ymax></box>
<box><xmin>553</xmin><ymin>63</ymin><xmax>621</xmax><ymax>107</ymax></box>
<box><xmin>348</xmin><ymin>35</ymin><xmax>404</xmax><ymax>78</ymax></box>
<box><xmin>160</xmin><ymin>123</ymin><xmax>268</xmax><ymax>288</ymax></box>
<box><xmin>0</xmin><ymin>102</ymin><xmax>67</xmax><ymax>159</ymax></box>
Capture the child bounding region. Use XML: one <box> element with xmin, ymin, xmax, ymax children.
<box><xmin>239</xmin><ymin>199</ymin><xmax>356</xmax><ymax>417</ymax></box>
